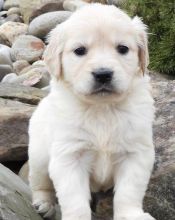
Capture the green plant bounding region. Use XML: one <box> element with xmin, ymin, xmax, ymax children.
<box><xmin>121</xmin><ymin>0</ymin><xmax>175</xmax><ymax>75</ymax></box>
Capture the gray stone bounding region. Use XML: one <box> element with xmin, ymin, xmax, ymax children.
<box><xmin>0</xmin><ymin>163</ymin><xmax>43</xmax><ymax>220</ymax></box>
<box><xmin>3</xmin><ymin>0</ymin><xmax>19</xmax><ymax>10</ymax></box>
<box><xmin>19</xmin><ymin>0</ymin><xmax>64</xmax><ymax>23</ymax></box>
<box><xmin>7</xmin><ymin>7</ymin><xmax>21</xmax><ymax>16</ymax></box>
<box><xmin>0</xmin><ymin>21</ymin><xmax>28</xmax><ymax>46</ymax></box>
<box><xmin>28</xmin><ymin>11</ymin><xmax>71</xmax><ymax>39</ymax></box>
<box><xmin>1</xmin><ymin>72</ymin><xmax>18</xmax><ymax>83</ymax></box>
<box><xmin>88</xmin><ymin>73</ymin><xmax>175</xmax><ymax>220</ymax></box>
<box><xmin>63</xmin><ymin>0</ymin><xmax>88</xmax><ymax>12</ymax></box>
<box><xmin>0</xmin><ymin>83</ymin><xmax>48</xmax><ymax>162</ymax></box>
<box><xmin>0</xmin><ymin>83</ymin><xmax>48</xmax><ymax>105</ymax></box>
<box><xmin>13</xmin><ymin>60</ymin><xmax>30</xmax><ymax>74</ymax></box>
<box><xmin>0</xmin><ymin>0</ymin><xmax>4</xmax><ymax>10</ymax></box>
<box><xmin>18</xmin><ymin>161</ymin><xmax>29</xmax><ymax>184</ymax></box>
<box><xmin>12</xmin><ymin>35</ymin><xmax>45</xmax><ymax>62</ymax></box>
<box><xmin>0</xmin><ymin>10</ymin><xmax>7</xmax><ymax>17</ymax></box>
<box><xmin>3</xmin><ymin>66</ymin><xmax>50</xmax><ymax>88</ymax></box>
<box><xmin>30</xmin><ymin>1</ymin><xmax>64</xmax><ymax>21</ymax></box>
<box><xmin>5</xmin><ymin>13</ymin><xmax>23</xmax><ymax>23</ymax></box>
<box><xmin>0</xmin><ymin>65</ymin><xmax>13</xmax><ymax>81</ymax></box>
<box><xmin>0</xmin><ymin>97</ymin><xmax>34</xmax><ymax>162</ymax></box>
<box><xmin>0</xmin><ymin>44</ymin><xmax>12</xmax><ymax>66</ymax></box>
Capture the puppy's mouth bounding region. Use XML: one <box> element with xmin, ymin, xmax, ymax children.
<box><xmin>91</xmin><ymin>84</ymin><xmax>115</xmax><ymax>95</ymax></box>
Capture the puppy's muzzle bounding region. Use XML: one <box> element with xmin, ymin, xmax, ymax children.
<box><xmin>92</xmin><ymin>68</ymin><xmax>114</xmax><ymax>94</ymax></box>
<box><xmin>92</xmin><ymin>68</ymin><xmax>113</xmax><ymax>84</ymax></box>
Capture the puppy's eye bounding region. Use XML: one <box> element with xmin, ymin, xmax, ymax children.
<box><xmin>74</xmin><ymin>46</ymin><xmax>87</xmax><ymax>56</ymax></box>
<box><xmin>117</xmin><ymin>45</ymin><xmax>129</xmax><ymax>55</ymax></box>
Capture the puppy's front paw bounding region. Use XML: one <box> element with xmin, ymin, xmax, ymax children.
<box><xmin>116</xmin><ymin>213</ymin><xmax>155</xmax><ymax>220</ymax></box>
<box><xmin>33</xmin><ymin>200</ymin><xmax>55</xmax><ymax>219</ymax></box>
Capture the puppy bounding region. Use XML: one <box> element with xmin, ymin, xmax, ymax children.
<box><xmin>28</xmin><ymin>3</ymin><xmax>155</xmax><ymax>220</ymax></box>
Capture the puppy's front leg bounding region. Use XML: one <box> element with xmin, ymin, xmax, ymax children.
<box><xmin>49</xmin><ymin>144</ymin><xmax>92</xmax><ymax>220</ymax></box>
<box><xmin>114</xmin><ymin>147</ymin><xmax>155</xmax><ymax>220</ymax></box>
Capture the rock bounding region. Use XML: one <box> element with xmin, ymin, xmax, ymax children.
<box><xmin>0</xmin><ymin>0</ymin><xmax>4</xmax><ymax>10</ymax></box>
<box><xmin>30</xmin><ymin>1</ymin><xmax>64</xmax><ymax>21</ymax></box>
<box><xmin>0</xmin><ymin>163</ymin><xmax>62</xmax><ymax>219</ymax></box>
<box><xmin>5</xmin><ymin>14</ymin><xmax>23</xmax><ymax>23</ymax></box>
<box><xmin>7</xmin><ymin>7</ymin><xmax>21</xmax><ymax>16</ymax></box>
<box><xmin>13</xmin><ymin>60</ymin><xmax>30</xmax><ymax>74</ymax></box>
<box><xmin>19</xmin><ymin>0</ymin><xmax>65</xmax><ymax>23</ymax></box>
<box><xmin>0</xmin><ymin>10</ymin><xmax>7</xmax><ymax>17</ymax></box>
<box><xmin>3</xmin><ymin>0</ymin><xmax>19</xmax><ymax>10</ymax></box>
<box><xmin>0</xmin><ymin>83</ymin><xmax>47</xmax><ymax>162</ymax></box>
<box><xmin>144</xmin><ymin>170</ymin><xmax>175</xmax><ymax>220</ymax></box>
<box><xmin>18</xmin><ymin>161</ymin><xmax>29</xmax><ymax>184</ymax></box>
<box><xmin>0</xmin><ymin>21</ymin><xmax>28</xmax><ymax>46</ymax></box>
<box><xmin>88</xmin><ymin>73</ymin><xmax>175</xmax><ymax>220</ymax></box>
<box><xmin>0</xmin><ymin>83</ymin><xmax>47</xmax><ymax>105</ymax></box>
<box><xmin>63</xmin><ymin>0</ymin><xmax>88</xmax><ymax>11</ymax></box>
<box><xmin>1</xmin><ymin>73</ymin><xmax>18</xmax><ymax>83</ymax></box>
<box><xmin>12</xmin><ymin>35</ymin><xmax>45</xmax><ymax>62</ymax></box>
<box><xmin>0</xmin><ymin>98</ymin><xmax>34</xmax><ymax>162</ymax></box>
<box><xmin>0</xmin><ymin>65</ymin><xmax>13</xmax><ymax>81</ymax></box>
<box><xmin>28</xmin><ymin>11</ymin><xmax>71</xmax><ymax>39</ymax></box>
<box><xmin>0</xmin><ymin>34</ymin><xmax>9</xmax><ymax>46</ymax></box>
<box><xmin>3</xmin><ymin>66</ymin><xmax>50</xmax><ymax>88</ymax></box>
<box><xmin>0</xmin><ymin>163</ymin><xmax>43</xmax><ymax>220</ymax></box>
<box><xmin>0</xmin><ymin>44</ymin><xmax>12</xmax><ymax>66</ymax></box>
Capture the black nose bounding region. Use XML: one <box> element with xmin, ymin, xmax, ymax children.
<box><xmin>92</xmin><ymin>68</ymin><xmax>113</xmax><ymax>84</ymax></box>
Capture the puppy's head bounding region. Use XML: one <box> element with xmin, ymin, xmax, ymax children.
<box><xmin>44</xmin><ymin>4</ymin><xmax>149</xmax><ymax>102</ymax></box>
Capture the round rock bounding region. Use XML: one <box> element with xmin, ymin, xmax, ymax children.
<box><xmin>0</xmin><ymin>0</ymin><xmax>4</xmax><ymax>10</ymax></box>
<box><xmin>0</xmin><ymin>44</ymin><xmax>12</xmax><ymax>66</ymax></box>
<box><xmin>13</xmin><ymin>60</ymin><xmax>30</xmax><ymax>74</ymax></box>
<box><xmin>28</xmin><ymin>11</ymin><xmax>71</xmax><ymax>39</ymax></box>
<box><xmin>5</xmin><ymin>14</ymin><xmax>23</xmax><ymax>23</ymax></box>
<box><xmin>3</xmin><ymin>0</ymin><xmax>19</xmax><ymax>10</ymax></box>
<box><xmin>0</xmin><ymin>64</ymin><xmax>13</xmax><ymax>81</ymax></box>
<box><xmin>30</xmin><ymin>1</ymin><xmax>64</xmax><ymax>21</ymax></box>
<box><xmin>12</xmin><ymin>35</ymin><xmax>45</xmax><ymax>63</ymax></box>
<box><xmin>0</xmin><ymin>21</ymin><xmax>28</xmax><ymax>46</ymax></box>
<box><xmin>7</xmin><ymin>7</ymin><xmax>21</xmax><ymax>16</ymax></box>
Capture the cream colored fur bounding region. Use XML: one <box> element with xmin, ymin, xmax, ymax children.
<box><xmin>28</xmin><ymin>4</ymin><xmax>155</xmax><ymax>220</ymax></box>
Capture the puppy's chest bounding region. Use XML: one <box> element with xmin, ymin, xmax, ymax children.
<box><xmin>83</xmin><ymin>109</ymin><xmax>125</xmax><ymax>153</ymax></box>
<box><xmin>82</xmin><ymin>109</ymin><xmax>127</xmax><ymax>190</ymax></box>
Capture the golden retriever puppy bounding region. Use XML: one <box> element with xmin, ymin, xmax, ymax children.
<box><xmin>28</xmin><ymin>3</ymin><xmax>155</xmax><ymax>220</ymax></box>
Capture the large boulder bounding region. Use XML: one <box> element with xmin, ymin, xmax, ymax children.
<box><xmin>91</xmin><ymin>73</ymin><xmax>175</xmax><ymax>220</ymax></box>
<box><xmin>0</xmin><ymin>84</ymin><xmax>47</xmax><ymax>162</ymax></box>
<box><xmin>0</xmin><ymin>163</ymin><xmax>43</xmax><ymax>220</ymax></box>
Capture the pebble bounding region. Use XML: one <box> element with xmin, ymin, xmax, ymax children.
<box><xmin>3</xmin><ymin>0</ymin><xmax>19</xmax><ymax>10</ymax></box>
<box><xmin>0</xmin><ymin>0</ymin><xmax>4</xmax><ymax>11</ymax></box>
<box><xmin>13</xmin><ymin>60</ymin><xmax>30</xmax><ymax>74</ymax></box>
<box><xmin>11</xmin><ymin>35</ymin><xmax>45</xmax><ymax>63</ymax></box>
<box><xmin>28</xmin><ymin>11</ymin><xmax>71</xmax><ymax>39</ymax></box>
<box><xmin>0</xmin><ymin>21</ymin><xmax>28</xmax><ymax>46</ymax></box>
<box><xmin>7</xmin><ymin>7</ymin><xmax>21</xmax><ymax>16</ymax></box>
<box><xmin>2</xmin><ymin>66</ymin><xmax>50</xmax><ymax>88</ymax></box>
<box><xmin>5</xmin><ymin>14</ymin><xmax>23</xmax><ymax>23</ymax></box>
<box><xmin>0</xmin><ymin>65</ymin><xmax>13</xmax><ymax>81</ymax></box>
<box><xmin>1</xmin><ymin>72</ymin><xmax>18</xmax><ymax>83</ymax></box>
<box><xmin>63</xmin><ymin>0</ymin><xmax>88</xmax><ymax>12</ymax></box>
<box><xmin>30</xmin><ymin>1</ymin><xmax>64</xmax><ymax>21</ymax></box>
<box><xmin>0</xmin><ymin>44</ymin><xmax>12</xmax><ymax>66</ymax></box>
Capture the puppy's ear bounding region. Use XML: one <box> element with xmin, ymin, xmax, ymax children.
<box><xmin>132</xmin><ymin>16</ymin><xmax>149</xmax><ymax>74</ymax></box>
<box><xmin>43</xmin><ymin>26</ymin><xmax>64</xmax><ymax>79</ymax></box>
